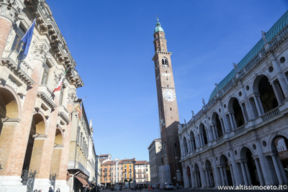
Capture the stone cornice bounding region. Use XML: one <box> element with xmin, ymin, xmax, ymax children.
<box><xmin>23</xmin><ymin>0</ymin><xmax>83</xmax><ymax>88</ymax></box>
<box><xmin>37</xmin><ymin>89</ymin><xmax>56</xmax><ymax>110</ymax></box>
<box><xmin>0</xmin><ymin>59</ymin><xmax>34</xmax><ymax>88</ymax></box>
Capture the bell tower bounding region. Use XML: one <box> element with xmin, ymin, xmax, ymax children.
<box><xmin>152</xmin><ymin>18</ymin><xmax>181</xmax><ymax>184</ymax></box>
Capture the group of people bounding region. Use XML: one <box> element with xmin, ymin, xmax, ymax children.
<box><xmin>33</xmin><ymin>187</ymin><xmax>61</xmax><ymax>192</ymax></box>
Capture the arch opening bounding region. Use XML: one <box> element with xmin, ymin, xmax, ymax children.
<box><xmin>0</xmin><ymin>88</ymin><xmax>19</xmax><ymax>174</ymax></box>
<box><xmin>240</xmin><ymin>147</ymin><xmax>260</xmax><ymax>185</ymax></box>
<box><xmin>199</xmin><ymin>123</ymin><xmax>208</xmax><ymax>146</ymax></box>
<box><xmin>50</xmin><ymin>129</ymin><xmax>64</xmax><ymax>179</ymax></box>
<box><xmin>206</xmin><ymin>160</ymin><xmax>215</xmax><ymax>187</ymax></box>
<box><xmin>190</xmin><ymin>131</ymin><xmax>196</xmax><ymax>152</ymax></box>
<box><xmin>254</xmin><ymin>75</ymin><xmax>278</xmax><ymax>113</ymax></box>
<box><xmin>271</xmin><ymin>135</ymin><xmax>288</xmax><ymax>184</ymax></box>
<box><xmin>212</xmin><ymin>113</ymin><xmax>223</xmax><ymax>138</ymax></box>
<box><xmin>220</xmin><ymin>155</ymin><xmax>233</xmax><ymax>186</ymax></box>
<box><xmin>229</xmin><ymin>98</ymin><xmax>244</xmax><ymax>128</ymax></box>
<box><xmin>194</xmin><ymin>164</ymin><xmax>202</xmax><ymax>188</ymax></box>
<box><xmin>21</xmin><ymin>114</ymin><xmax>45</xmax><ymax>180</ymax></box>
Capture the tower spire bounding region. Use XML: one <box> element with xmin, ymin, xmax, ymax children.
<box><xmin>154</xmin><ymin>17</ymin><xmax>164</xmax><ymax>33</ymax></box>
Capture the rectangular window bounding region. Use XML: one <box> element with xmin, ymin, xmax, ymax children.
<box><xmin>41</xmin><ymin>63</ymin><xmax>50</xmax><ymax>85</ymax></box>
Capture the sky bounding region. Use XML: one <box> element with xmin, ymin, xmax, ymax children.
<box><xmin>46</xmin><ymin>0</ymin><xmax>288</xmax><ymax>161</ymax></box>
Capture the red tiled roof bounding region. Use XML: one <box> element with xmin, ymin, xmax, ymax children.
<box><xmin>135</xmin><ymin>161</ymin><xmax>149</xmax><ymax>165</ymax></box>
<box><xmin>102</xmin><ymin>160</ymin><xmax>115</xmax><ymax>165</ymax></box>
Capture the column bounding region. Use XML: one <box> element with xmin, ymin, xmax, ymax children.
<box><xmin>204</xmin><ymin>170</ymin><xmax>209</xmax><ymax>187</ymax></box>
<box><xmin>254</xmin><ymin>95</ymin><xmax>264</xmax><ymax>115</ymax></box>
<box><xmin>254</xmin><ymin>158</ymin><xmax>265</xmax><ymax>185</ymax></box>
<box><xmin>221</xmin><ymin>167</ymin><xmax>227</xmax><ymax>185</ymax></box>
<box><xmin>240</xmin><ymin>162</ymin><xmax>248</xmax><ymax>185</ymax></box>
<box><xmin>191</xmin><ymin>167</ymin><xmax>196</xmax><ymax>188</ymax></box>
<box><xmin>256</xmin><ymin>142</ymin><xmax>273</xmax><ymax>185</ymax></box>
<box><xmin>271</xmin><ymin>155</ymin><xmax>283</xmax><ymax>184</ymax></box>
<box><xmin>219</xmin><ymin>167</ymin><xmax>224</xmax><ymax>186</ymax></box>
<box><xmin>210</xmin><ymin>126</ymin><xmax>215</xmax><ymax>141</ymax></box>
<box><xmin>240</xmin><ymin>103</ymin><xmax>248</xmax><ymax>123</ymax></box>
<box><xmin>212</xmin><ymin>161</ymin><xmax>221</xmax><ymax>187</ymax></box>
<box><xmin>230</xmin><ymin>151</ymin><xmax>242</xmax><ymax>185</ymax></box>
<box><xmin>182</xmin><ymin>166</ymin><xmax>189</xmax><ymax>188</ymax></box>
<box><xmin>271</xmin><ymin>83</ymin><xmax>283</xmax><ymax>105</ymax></box>
<box><xmin>272</xmin><ymin>59</ymin><xmax>288</xmax><ymax>97</ymax></box>
<box><xmin>244</xmin><ymin>162</ymin><xmax>252</xmax><ymax>185</ymax></box>
<box><xmin>224</xmin><ymin>114</ymin><xmax>231</xmax><ymax>133</ymax></box>
<box><xmin>200</xmin><ymin>167</ymin><xmax>207</xmax><ymax>188</ymax></box>
<box><xmin>243</xmin><ymin>90</ymin><xmax>255</xmax><ymax>120</ymax></box>
<box><xmin>229</xmin><ymin>164</ymin><xmax>235</xmax><ymax>185</ymax></box>
<box><xmin>276</xmin><ymin>155</ymin><xmax>288</xmax><ymax>184</ymax></box>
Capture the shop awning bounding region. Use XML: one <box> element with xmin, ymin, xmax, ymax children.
<box><xmin>75</xmin><ymin>174</ymin><xmax>89</xmax><ymax>187</ymax></box>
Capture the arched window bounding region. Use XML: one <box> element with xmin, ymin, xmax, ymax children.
<box><xmin>190</xmin><ymin>131</ymin><xmax>196</xmax><ymax>152</ymax></box>
<box><xmin>162</xmin><ymin>57</ymin><xmax>168</xmax><ymax>66</ymax></box>
<box><xmin>183</xmin><ymin>137</ymin><xmax>188</xmax><ymax>155</ymax></box>
<box><xmin>229</xmin><ymin>97</ymin><xmax>244</xmax><ymax>128</ymax></box>
<box><xmin>212</xmin><ymin>112</ymin><xmax>223</xmax><ymax>138</ymax></box>
<box><xmin>254</xmin><ymin>75</ymin><xmax>278</xmax><ymax>113</ymax></box>
<box><xmin>199</xmin><ymin>123</ymin><xmax>208</xmax><ymax>145</ymax></box>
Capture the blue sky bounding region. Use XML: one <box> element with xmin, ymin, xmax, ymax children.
<box><xmin>46</xmin><ymin>0</ymin><xmax>287</xmax><ymax>161</ymax></box>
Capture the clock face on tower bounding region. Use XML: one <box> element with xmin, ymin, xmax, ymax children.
<box><xmin>163</xmin><ymin>89</ymin><xmax>175</xmax><ymax>102</ymax></box>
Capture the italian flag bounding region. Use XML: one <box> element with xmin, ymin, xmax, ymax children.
<box><xmin>53</xmin><ymin>71</ymin><xmax>66</xmax><ymax>93</ymax></box>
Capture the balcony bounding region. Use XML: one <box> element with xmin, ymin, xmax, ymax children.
<box><xmin>0</xmin><ymin>58</ymin><xmax>33</xmax><ymax>88</ymax></box>
<box><xmin>37</xmin><ymin>86</ymin><xmax>56</xmax><ymax>111</ymax></box>
<box><xmin>58</xmin><ymin>105</ymin><xmax>70</xmax><ymax>125</ymax></box>
<box><xmin>261</xmin><ymin>107</ymin><xmax>280</xmax><ymax>122</ymax></box>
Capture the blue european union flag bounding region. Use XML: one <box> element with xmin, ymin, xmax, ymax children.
<box><xmin>19</xmin><ymin>19</ymin><xmax>35</xmax><ymax>60</ymax></box>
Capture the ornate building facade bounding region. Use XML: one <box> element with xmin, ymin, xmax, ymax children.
<box><xmin>0</xmin><ymin>0</ymin><xmax>96</xmax><ymax>191</ymax></box>
<box><xmin>179</xmin><ymin>11</ymin><xmax>288</xmax><ymax>188</ymax></box>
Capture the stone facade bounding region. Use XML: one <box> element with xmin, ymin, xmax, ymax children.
<box><xmin>0</xmin><ymin>0</ymin><xmax>95</xmax><ymax>192</ymax></box>
<box><xmin>179</xmin><ymin>11</ymin><xmax>288</xmax><ymax>189</ymax></box>
<box><xmin>135</xmin><ymin>161</ymin><xmax>150</xmax><ymax>184</ymax></box>
<box><xmin>148</xmin><ymin>138</ymin><xmax>162</xmax><ymax>185</ymax></box>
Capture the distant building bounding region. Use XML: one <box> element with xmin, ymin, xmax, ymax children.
<box><xmin>99</xmin><ymin>154</ymin><xmax>112</xmax><ymax>163</ymax></box>
<box><xmin>135</xmin><ymin>161</ymin><xmax>150</xmax><ymax>184</ymax></box>
<box><xmin>67</xmin><ymin>101</ymin><xmax>97</xmax><ymax>191</ymax></box>
<box><xmin>101</xmin><ymin>160</ymin><xmax>115</xmax><ymax>186</ymax></box>
<box><xmin>119</xmin><ymin>158</ymin><xmax>136</xmax><ymax>184</ymax></box>
<box><xmin>148</xmin><ymin>138</ymin><xmax>162</xmax><ymax>185</ymax></box>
